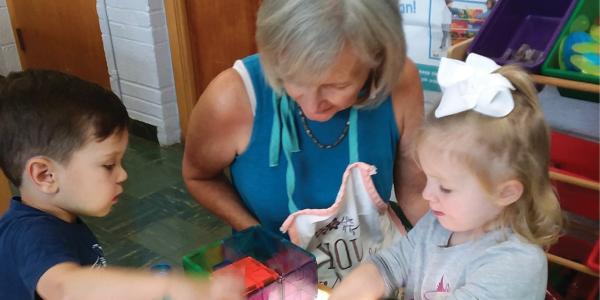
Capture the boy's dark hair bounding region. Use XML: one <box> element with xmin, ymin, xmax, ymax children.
<box><xmin>0</xmin><ymin>70</ymin><xmax>129</xmax><ymax>187</ymax></box>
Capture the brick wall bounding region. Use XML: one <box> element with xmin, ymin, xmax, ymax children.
<box><xmin>97</xmin><ymin>0</ymin><xmax>180</xmax><ymax>145</ymax></box>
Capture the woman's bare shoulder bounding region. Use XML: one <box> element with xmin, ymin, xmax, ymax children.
<box><xmin>186</xmin><ymin>68</ymin><xmax>254</xmax><ymax>159</ymax></box>
<box><xmin>390</xmin><ymin>58</ymin><xmax>424</xmax><ymax>136</ymax></box>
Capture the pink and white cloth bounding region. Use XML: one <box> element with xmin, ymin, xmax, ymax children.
<box><xmin>280</xmin><ymin>162</ymin><xmax>406</xmax><ymax>288</ymax></box>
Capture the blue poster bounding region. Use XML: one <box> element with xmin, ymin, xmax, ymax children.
<box><xmin>400</xmin><ymin>0</ymin><xmax>493</xmax><ymax>91</ymax></box>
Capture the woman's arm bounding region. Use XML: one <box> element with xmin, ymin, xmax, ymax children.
<box><xmin>391</xmin><ymin>59</ymin><xmax>428</xmax><ymax>226</ymax></box>
<box><xmin>182</xmin><ymin>68</ymin><xmax>259</xmax><ymax>230</ymax></box>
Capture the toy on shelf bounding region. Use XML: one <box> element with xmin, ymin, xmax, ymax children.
<box><xmin>467</xmin><ymin>0</ymin><xmax>577</xmax><ymax>72</ymax></box>
<box><xmin>449</xmin><ymin>7</ymin><xmax>485</xmax><ymax>45</ymax></box>
<box><xmin>559</xmin><ymin>16</ymin><xmax>600</xmax><ymax>76</ymax></box>
<box><xmin>541</xmin><ymin>0</ymin><xmax>600</xmax><ymax>101</ymax></box>
<box><xmin>499</xmin><ymin>43</ymin><xmax>544</xmax><ymax>65</ymax></box>
<box><xmin>183</xmin><ymin>226</ymin><xmax>317</xmax><ymax>300</ymax></box>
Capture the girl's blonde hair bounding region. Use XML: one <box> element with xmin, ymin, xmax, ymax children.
<box><xmin>416</xmin><ymin>65</ymin><xmax>562</xmax><ymax>249</ymax></box>
<box><xmin>256</xmin><ymin>0</ymin><xmax>406</xmax><ymax>108</ymax></box>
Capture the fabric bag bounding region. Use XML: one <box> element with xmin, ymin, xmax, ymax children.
<box><xmin>280</xmin><ymin>162</ymin><xmax>406</xmax><ymax>288</ymax></box>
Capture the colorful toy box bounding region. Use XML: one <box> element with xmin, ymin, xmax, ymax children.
<box><xmin>183</xmin><ymin>226</ymin><xmax>317</xmax><ymax>300</ymax></box>
<box><xmin>467</xmin><ymin>0</ymin><xmax>577</xmax><ymax>72</ymax></box>
<box><xmin>541</xmin><ymin>0</ymin><xmax>600</xmax><ymax>101</ymax></box>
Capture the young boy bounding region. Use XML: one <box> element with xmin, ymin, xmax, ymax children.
<box><xmin>0</xmin><ymin>70</ymin><xmax>243</xmax><ymax>299</ymax></box>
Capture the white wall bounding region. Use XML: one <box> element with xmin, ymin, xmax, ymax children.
<box><xmin>0</xmin><ymin>0</ymin><xmax>21</xmax><ymax>76</ymax></box>
<box><xmin>97</xmin><ymin>0</ymin><xmax>180</xmax><ymax>145</ymax></box>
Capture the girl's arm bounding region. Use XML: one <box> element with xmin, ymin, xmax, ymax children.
<box><xmin>329</xmin><ymin>262</ymin><xmax>386</xmax><ymax>300</ymax></box>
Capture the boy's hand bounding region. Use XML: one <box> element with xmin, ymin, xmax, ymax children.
<box><xmin>208</xmin><ymin>272</ymin><xmax>245</xmax><ymax>300</ymax></box>
<box><xmin>167</xmin><ymin>273</ymin><xmax>244</xmax><ymax>300</ymax></box>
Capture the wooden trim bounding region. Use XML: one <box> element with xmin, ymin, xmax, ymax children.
<box><xmin>547</xmin><ymin>253</ymin><xmax>599</xmax><ymax>277</ymax></box>
<box><xmin>164</xmin><ymin>0</ymin><xmax>197</xmax><ymax>141</ymax></box>
<box><xmin>532</xmin><ymin>74</ymin><xmax>600</xmax><ymax>93</ymax></box>
<box><xmin>550</xmin><ymin>170</ymin><xmax>600</xmax><ymax>191</ymax></box>
<box><xmin>6</xmin><ymin>0</ymin><xmax>26</xmax><ymax>69</ymax></box>
<box><xmin>446</xmin><ymin>38</ymin><xmax>600</xmax><ymax>94</ymax></box>
<box><xmin>0</xmin><ymin>171</ymin><xmax>12</xmax><ymax>214</ymax></box>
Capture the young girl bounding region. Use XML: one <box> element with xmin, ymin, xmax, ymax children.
<box><xmin>329</xmin><ymin>53</ymin><xmax>563</xmax><ymax>299</ymax></box>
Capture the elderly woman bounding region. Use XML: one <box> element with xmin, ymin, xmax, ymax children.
<box><xmin>183</xmin><ymin>0</ymin><xmax>427</xmax><ymax>236</ymax></box>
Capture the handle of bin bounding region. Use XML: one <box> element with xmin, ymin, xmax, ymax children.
<box><xmin>549</xmin><ymin>167</ymin><xmax>600</xmax><ymax>191</ymax></box>
<box><xmin>547</xmin><ymin>253</ymin><xmax>599</xmax><ymax>277</ymax></box>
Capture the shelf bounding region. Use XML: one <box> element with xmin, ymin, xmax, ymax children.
<box><xmin>446</xmin><ymin>38</ymin><xmax>600</xmax><ymax>94</ymax></box>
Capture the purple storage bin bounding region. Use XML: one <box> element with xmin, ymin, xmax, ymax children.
<box><xmin>467</xmin><ymin>0</ymin><xmax>578</xmax><ymax>72</ymax></box>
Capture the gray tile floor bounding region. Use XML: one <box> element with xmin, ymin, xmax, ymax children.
<box><xmin>83</xmin><ymin>135</ymin><xmax>231</xmax><ymax>269</ymax></box>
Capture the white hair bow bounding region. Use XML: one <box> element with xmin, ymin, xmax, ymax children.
<box><xmin>435</xmin><ymin>53</ymin><xmax>515</xmax><ymax>118</ymax></box>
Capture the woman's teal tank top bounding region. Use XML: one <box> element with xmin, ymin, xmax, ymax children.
<box><xmin>229</xmin><ymin>54</ymin><xmax>400</xmax><ymax>234</ymax></box>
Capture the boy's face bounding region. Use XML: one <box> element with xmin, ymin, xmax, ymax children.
<box><xmin>53</xmin><ymin>131</ymin><xmax>129</xmax><ymax>220</ymax></box>
<box><xmin>417</xmin><ymin>143</ymin><xmax>504</xmax><ymax>240</ymax></box>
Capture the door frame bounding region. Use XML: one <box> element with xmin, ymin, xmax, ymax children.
<box><xmin>0</xmin><ymin>172</ymin><xmax>12</xmax><ymax>214</ymax></box>
<box><xmin>164</xmin><ymin>0</ymin><xmax>197</xmax><ymax>141</ymax></box>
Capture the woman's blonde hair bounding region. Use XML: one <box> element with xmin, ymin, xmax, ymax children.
<box><xmin>256</xmin><ymin>0</ymin><xmax>406</xmax><ymax>107</ymax></box>
<box><xmin>415</xmin><ymin>65</ymin><xmax>563</xmax><ymax>249</ymax></box>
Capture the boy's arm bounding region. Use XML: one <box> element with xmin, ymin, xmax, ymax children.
<box><xmin>37</xmin><ymin>262</ymin><xmax>244</xmax><ymax>300</ymax></box>
<box><xmin>328</xmin><ymin>262</ymin><xmax>386</xmax><ymax>300</ymax></box>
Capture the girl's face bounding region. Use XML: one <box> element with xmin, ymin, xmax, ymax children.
<box><xmin>282</xmin><ymin>45</ymin><xmax>371</xmax><ymax>122</ymax></box>
<box><xmin>418</xmin><ymin>143</ymin><xmax>505</xmax><ymax>242</ymax></box>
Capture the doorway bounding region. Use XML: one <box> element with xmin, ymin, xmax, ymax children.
<box><xmin>6</xmin><ymin>0</ymin><xmax>109</xmax><ymax>88</ymax></box>
<box><xmin>165</xmin><ymin>0</ymin><xmax>260</xmax><ymax>138</ymax></box>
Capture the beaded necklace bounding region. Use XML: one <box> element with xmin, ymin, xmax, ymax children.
<box><xmin>298</xmin><ymin>109</ymin><xmax>350</xmax><ymax>149</ymax></box>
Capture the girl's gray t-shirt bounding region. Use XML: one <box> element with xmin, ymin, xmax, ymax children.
<box><xmin>369</xmin><ymin>212</ymin><xmax>547</xmax><ymax>300</ymax></box>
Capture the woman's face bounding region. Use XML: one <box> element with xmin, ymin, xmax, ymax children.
<box><xmin>282</xmin><ymin>46</ymin><xmax>371</xmax><ymax>122</ymax></box>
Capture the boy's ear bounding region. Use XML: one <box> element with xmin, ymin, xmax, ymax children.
<box><xmin>495</xmin><ymin>179</ymin><xmax>523</xmax><ymax>206</ymax></box>
<box><xmin>26</xmin><ymin>157</ymin><xmax>59</xmax><ymax>194</ymax></box>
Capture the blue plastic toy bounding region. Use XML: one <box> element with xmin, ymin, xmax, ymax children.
<box><xmin>561</xmin><ymin>29</ymin><xmax>600</xmax><ymax>76</ymax></box>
